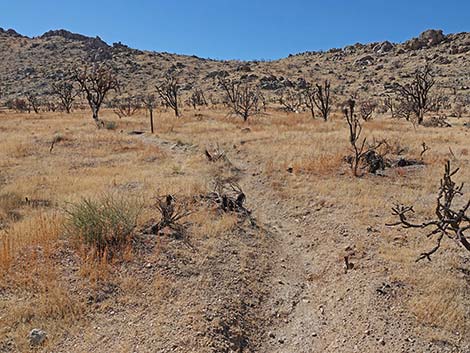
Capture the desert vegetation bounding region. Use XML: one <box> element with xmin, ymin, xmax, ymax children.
<box><xmin>0</xmin><ymin>27</ymin><xmax>470</xmax><ymax>353</ymax></box>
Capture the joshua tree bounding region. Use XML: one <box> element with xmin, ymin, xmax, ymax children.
<box><xmin>6</xmin><ymin>98</ymin><xmax>30</xmax><ymax>113</ymax></box>
<box><xmin>219</xmin><ymin>78</ymin><xmax>261</xmax><ymax>122</ymax></box>
<box><xmin>73</xmin><ymin>63</ymin><xmax>119</xmax><ymax>126</ymax></box>
<box><xmin>188</xmin><ymin>88</ymin><xmax>207</xmax><ymax>109</ymax></box>
<box><xmin>156</xmin><ymin>75</ymin><xmax>180</xmax><ymax>117</ymax></box>
<box><xmin>344</xmin><ymin>99</ymin><xmax>365</xmax><ymax>176</ymax></box>
<box><xmin>359</xmin><ymin>99</ymin><xmax>378</xmax><ymax>121</ymax></box>
<box><xmin>393</xmin><ymin>63</ymin><xmax>435</xmax><ymax>125</ymax></box>
<box><xmin>25</xmin><ymin>93</ymin><xmax>41</xmax><ymax>114</ymax></box>
<box><xmin>312</xmin><ymin>80</ymin><xmax>331</xmax><ymax>121</ymax></box>
<box><xmin>142</xmin><ymin>94</ymin><xmax>157</xmax><ymax>133</ymax></box>
<box><xmin>303</xmin><ymin>84</ymin><xmax>316</xmax><ymax>119</ymax></box>
<box><xmin>279</xmin><ymin>88</ymin><xmax>304</xmax><ymax>113</ymax></box>
<box><xmin>51</xmin><ymin>81</ymin><xmax>79</xmax><ymax>113</ymax></box>
<box><xmin>111</xmin><ymin>96</ymin><xmax>141</xmax><ymax>118</ymax></box>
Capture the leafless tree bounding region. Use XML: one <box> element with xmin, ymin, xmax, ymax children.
<box><xmin>393</xmin><ymin>63</ymin><xmax>435</xmax><ymax>125</ymax></box>
<box><xmin>383</xmin><ymin>95</ymin><xmax>395</xmax><ymax>117</ymax></box>
<box><xmin>51</xmin><ymin>81</ymin><xmax>79</xmax><ymax>113</ymax></box>
<box><xmin>156</xmin><ymin>75</ymin><xmax>180</xmax><ymax>117</ymax></box>
<box><xmin>188</xmin><ymin>88</ymin><xmax>207</xmax><ymax>109</ymax></box>
<box><xmin>111</xmin><ymin>96</ymin><xmax>141</xmax><ymax>118</ymax></box>
<box><xmin>25</xmin><ymin>93</ymin><xmax>40</xmax><ymax>114</ymax></box>
<box><xmin>312</xmin><ymin>80</ymin><xmax>332</xmax><ymax>121</ymax></box>
<box><xmin>219</xmin><ymin>78</ymin><xmax>261</xmax><ymax>122</ymax></box>
<box><xmin>359</xmin><ymin>99</ymin><xmax>378</xmax><ymax>121</ymax></box>
<box><xmin>344</xmin><ymin>99</ymin><xmax>366</xmax><ymax>176</ymax></box>
<box><xmin>6</xmin><ymin>98</ymin><xmax>30</xmax><ymax>113</ymax></box>
<box><xmin>303</xmin><ymin>84</ymin><xmax>316</xmax><ymax>119</ymax></box>
<box><xmin>44</xmin><ymin>100</ymin><xmax>59</xmax><ymax>112</ymax></box>
<box><xmin>388</xmin><ymin>161</ymin><xmax>470</xmax><ymax>261</ymax></box>
<box><xmin>394</xmin><ymin>98</ymin><xmax>414</xmax><ymax>121</ymax></box>
<box><xmin>343</xmin><ymin>99</ymin><xmax>384</xmax><ymax>176</ymax></box>
<box><xmin>73</xmin><ymin>63</ymin><xmax>119</xmax><ymax>126</ymax></box>
<box><xmin>142</xmin><ymin>94</ymin><xmax>157</xmax><ymax>133</ymax></box>
<box><xmin>279</xmin><ymin>88</ymin><xmax>304</xmax><ymax>113</ymax></box>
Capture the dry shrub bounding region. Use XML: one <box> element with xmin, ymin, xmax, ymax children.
<box><xmin>65</xmin><ymin>193</ymin><xmax>142</xmax><ymax>258</ymax></box>
<box><xmin>0</xmin><ymin>192</ymin><xmax>23</xmax><ymax>224</ymax></box>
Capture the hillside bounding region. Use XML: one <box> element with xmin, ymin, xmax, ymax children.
<box><xmin>2</xmin><ymin>26</ymin><xmax>470</xmax><ymax>353</ymax></box>
<box><xmin>0</xmin><ymin>27</ymin><xmax>469</xmax><ymax>102</ymax></box>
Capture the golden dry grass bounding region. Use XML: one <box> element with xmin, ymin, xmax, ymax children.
<box><xmin>1</xmin><ymin>107</ymin><xmax>470</xmax><ymax>350</ymax></box>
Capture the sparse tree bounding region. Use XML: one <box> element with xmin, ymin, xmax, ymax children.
<box><xmin>383</xmin><ymin>95</ymin><xmax>395</xmax><ymax>117</ymax></box>
<box><xmin>344</xmin><ymin>99</ymin><xmax>366</xmax><ymax>177</ymax></box>
<box><xmin>155</xmin><ymin>75</ymin><xmax>180</xmax><ymax>117</ymax></box>
<box><xmin>44</xmin><ymin>100</ymin><xmax>59</xmax><ymax>112</ymax></box>
<box><xmin>359</xmin><ymin>99</ymin><xmax>378</xmax><ymax>121</ymax></box>
<box><xmin>394</xmin><ymin>98</ymin><xmax>414</xmax><ymax>121</ymax></box>
<box><xmin>219</xmin><ymin>78</ymin><xmax>261</xmax><ymax>122</ymax></box>
<box><xmin>51</xmin><ymin>81</ymin><xmax>79</xmax><ymax>113</ymax></box>
<box><xmin>6</xmin><ymin>98</ymin><xmax>30</xmax><ymax>113</ymax></box>
<box><xmin>111</xmin><ymin>96</ymin><xmax>141</xmax><ymax>118</ymax></box>
<box><xmin>343</xmin><ymin>99</ymin><xmax>384</xmax><ymax>176</ymax></box>
<box><xmin>188</xmin><ymin>88</ymin><xmax>207</xmax><ymax>109</ymax></box>
<box><xmin>303</xmin><ymin>84</ymin><xmax>316</xmax><ymax>119</ymax></box>
<box><xmin>279</xmin><ymin>88</ymin><xmax>304</xmax><ymax>113</ymax></box>
<box><xmin>25</xmin><ymin>93</ymin><xmax>40</xmax><ymax>114</ymax></box>
<box><xmin>312</xmin><ymin>80</ymin><xmax>332</xmax><ymax>121</ymax></box>
<box><xmin>73</xmin><ymin>63</ymin><xmax>119</xmax><ymax>126</ymax></box>
<box><xmin>393</xmin><ymin>63</ymin><xmax>435</xmax><ymax>125</ymax></box>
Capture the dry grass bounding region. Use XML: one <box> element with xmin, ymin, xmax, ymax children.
<box><xmin>0</xmin><ymin>107</ymin><xmax>470</xmax><ymax>350</ymax></box>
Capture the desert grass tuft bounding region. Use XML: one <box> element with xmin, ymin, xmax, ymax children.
<box><xmin>64</xmin><ymin>193</ymin><xmax>142</xmax><ymax>258</ymax></box>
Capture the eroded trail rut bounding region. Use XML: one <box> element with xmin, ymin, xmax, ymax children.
<box><xmin>227</xmin><ymin>139</ymin><xmax>424</xmax><ymax>353</ymax></box>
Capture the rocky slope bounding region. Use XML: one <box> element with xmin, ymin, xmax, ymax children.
<box><xmin>0</xmin><ymin>27</ymin><xmax>469</xmax><ymax>102</ymax></box>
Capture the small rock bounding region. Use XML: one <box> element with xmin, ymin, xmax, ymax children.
<box><xmin>268</xmin><ymin>331</ymin><xmax>276</xmax><ymax>339</ymax></box>
<box><xmin>312</xmin><ymin>332</ymin><xmax>317</xmax><ymax>337</ymax></box>
<box><xmin>278</xmin><ymin>338</ymin><xmax>285</xmax><ymax>344</ymax></box>
<box><xmin>378</xmin><ymin>337</ymin><xmax>385</xmax><ymax>346</ymax></box>
<box><xmin>28</xmin><ymin>329</ymin><xmax>47</xmax><ymax>346</ymax></box>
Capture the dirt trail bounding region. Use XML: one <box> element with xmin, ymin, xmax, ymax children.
<box><xmin>229</xmin><ymin>142</ymin><xmax>434</xmax><ymax>353</ymax></box>
<box><xmin>53</xmin><ymin>133</ymin><xmax>445</xmax><ymax>353</ymax></box>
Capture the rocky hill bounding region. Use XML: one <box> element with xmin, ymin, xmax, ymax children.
<box><xmin>0</xmin><ymin>27</ymin><xmax>469</xmax><ymax>102</ymax></box>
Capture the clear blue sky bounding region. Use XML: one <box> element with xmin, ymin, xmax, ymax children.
<box><xmin>0</xmin><ymin>0</ymin><xmax>468</xmax><ymax>60</ymax></box>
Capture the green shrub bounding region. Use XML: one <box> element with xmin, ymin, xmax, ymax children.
<box><xmin>104</xmin><ymin>121</ymin><xmax>117</xmax><ymax>130</ymax></box>
<box><xmin>65</xmin><ymin>194</ymin><xmax>142</xmax><ymax>257</ymax></box>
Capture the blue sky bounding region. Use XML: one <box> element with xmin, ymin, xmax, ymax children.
<box><xmin>0</xmin><ymin>0</ymin><xmax>468</xmax><ymax>60</ymax></box>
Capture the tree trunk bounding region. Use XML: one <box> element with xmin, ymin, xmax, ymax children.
<box><xmin>417</xmin><ymin>111</ymin><xmax>424</xmax><ymax>125</ymax></box>
<box><xmin>92</xmin><ymin>107</ymin><xmax>102</xmax><ymax>128</ymax></box>
<box><xmin>309</xmin><ymin>106</ymin><xmax>315</xmax><ymax>119</ymax></box>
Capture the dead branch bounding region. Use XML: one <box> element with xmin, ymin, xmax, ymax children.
<box><xmin>388</xmin><ymin>161</ymin><xmax>470</xmax><ymax>261</ymax></box>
